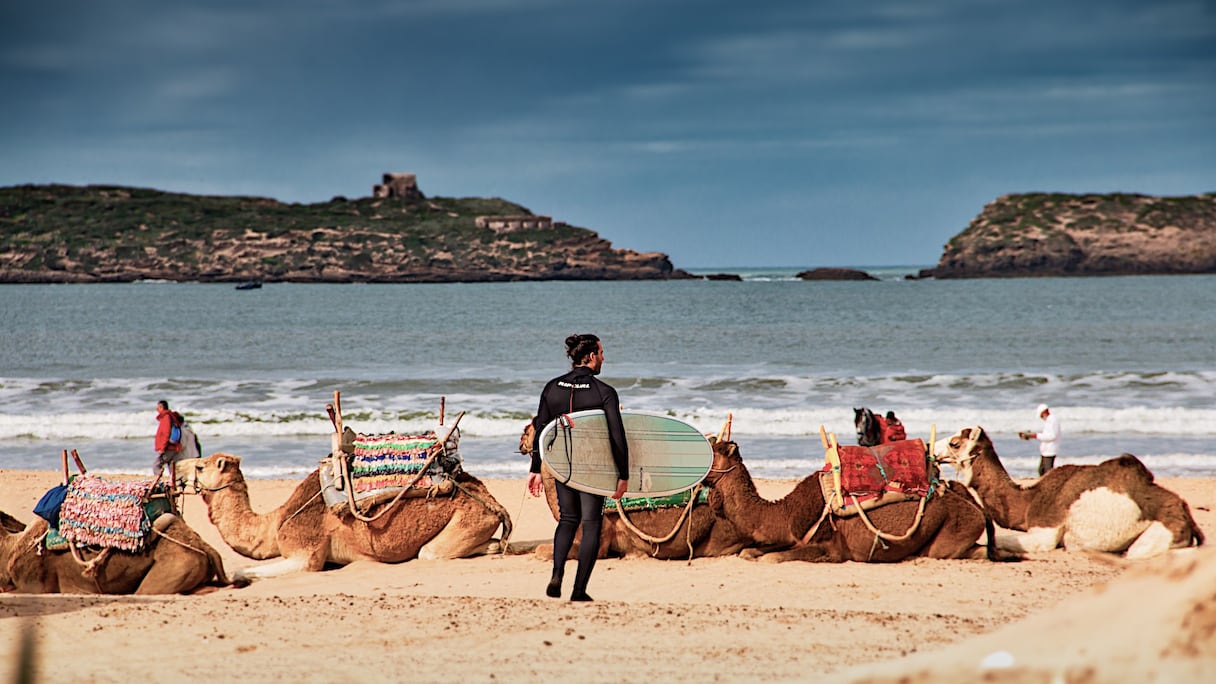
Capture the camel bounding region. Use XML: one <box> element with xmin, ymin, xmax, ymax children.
<box><xmin>935</xmin><ymin>426</ymin><xmax>1204</xmax><ymax>558</ymax></box>
<box><xmin>518</xmin><ymin>422</ymin><xmax>748</xmax><ymax>560</ymax></box>
<box><xmin>178</xmin><ymin>452</ymin><xmax>513</xmax><ymax>583</ymax></box>
<box><xmin>703</xmin><ymin>439</ymin><xmax>1004</xmax><ymax>563</ymax></box>
<box><xmin>0</xmin><ymin>510</ymin><xmax>230</xmax><ymax>594</ymax></box>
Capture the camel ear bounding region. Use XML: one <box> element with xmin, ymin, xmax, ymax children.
<box><xmin>727</xmin><ymin>443</ymin><xmax>738</xmax><ymax>458</ymax></box>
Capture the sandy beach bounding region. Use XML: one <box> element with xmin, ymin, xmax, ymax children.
<box><xmin>2</xmin><ymin>468</ymin><xmax>1213</xmax><ymax>682</ymax></box>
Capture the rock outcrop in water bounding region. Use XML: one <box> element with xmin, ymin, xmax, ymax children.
<box><xmin>0</xmin><ymin>181</ymin><xmax>694</xmax><ymax>283</ymax></box>
<box><xmin>922</xmin><ymin>192</ymin><xmax>1216</xmax><ymax>278</ymax></box>
<box><xmin>796</xmin><ymin>267</ymin><xmax>878</xmax><ymax>281</ymax></box>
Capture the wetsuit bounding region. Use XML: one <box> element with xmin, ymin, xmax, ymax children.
<box><xmin>530</xmin><ymin>366</ymin><xmax>629</xmax><ymax>599</ymax></box>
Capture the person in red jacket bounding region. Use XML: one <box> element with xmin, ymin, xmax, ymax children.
<box><xmin>153</xmin><ymin>399</ymin><xmax>183</xmax><ymax>477</ymax></box>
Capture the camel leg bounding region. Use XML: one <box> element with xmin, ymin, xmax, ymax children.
<box><xmin>419</xmin><ymin>509</ymin><xmax>498</xmax><ymax>560</ymax></box>
<box><xmin>1124</xmin><ymin>522</ymin><xmax>1175</xmax><ymax>559</ymax></box>
<box><xmin>232</xmin><ymin>555</ymin><xmax>311</xmax><ymax>584</ymax></box>
<box><xmin>994</xmin><ymin>526</ymin><xmax>1064</xmax><ymax>554</ymax></box>
<box><xmin>918</xmin><ymin>511</ymin><xmax>991</xmax><ymax>559</ymax></box>
<box><xmin>755</xmin><ymin>544</ymin><xmax>844</xmax><ymax>563</ymax></box>
<box><xmin>231</xmin><ymin>534</ymin><xmax>329</xmax><ymax>583</ymax></box>
<box><xmin>134</xmin><ymin>557</ymin><xmax>208</xmax><ymax>595</ymax></box>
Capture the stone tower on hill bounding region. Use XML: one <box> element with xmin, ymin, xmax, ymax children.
<box><xmin>372</xmin><ymin>173</ymin><xmax>425</xmax><ymax>200</ymax></box>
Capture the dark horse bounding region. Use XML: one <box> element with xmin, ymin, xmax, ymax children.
<box><xmin>853</xmin><ymin>407</ymin><xmax>906</xmax><ymax>447</ymax></box>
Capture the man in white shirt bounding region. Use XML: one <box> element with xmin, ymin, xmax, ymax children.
<box><xmin>1024</xmin><ymin>403</ymin><xmax>1061</xmax><ymax>476</ymax></box>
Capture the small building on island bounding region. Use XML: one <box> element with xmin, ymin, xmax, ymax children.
<box><xmin>372</xmin><ymin>173</ymin><xmax>425</xmax><ymax>201</ymax></box>
<box><xmin>474</xmin><ymin>215</ymin><xmax>560</xmax><ymax>233</ymax></box>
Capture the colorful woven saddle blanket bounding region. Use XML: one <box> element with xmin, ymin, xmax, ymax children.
<box><xmin>821</xmin><ymin>439</ymin><xmax>936</xmax><ymax>516</ymax></box>
<box><xmin>57</xmin><ymin>475</ymin><xmax>173</xmax><ymax>552</ymax></box>
<box><xmin>606</xmin><ymin>486</ymin><xmax>709</xmax><ymax>513</ymax></box>
<box><xmin>348</xmin><ymin>432</ymin><xmax>450</xmax><ymax>493</ymax></box>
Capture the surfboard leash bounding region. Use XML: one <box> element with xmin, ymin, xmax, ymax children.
<box><xmin>556</xmin><ymin>413</ymin><xmax>575</xmax><ymax>485</ymax></box>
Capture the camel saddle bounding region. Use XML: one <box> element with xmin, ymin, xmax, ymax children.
<box><xmin>320</xmin><ymin>430</ymin><xmax>460</xmax><ymax>512</ymax></box>
<box><xmin>56</xmin><ymin>475</ymin><xmax>173</xmax><ymax>552</ymax></box>
<box><xmin>821</xmin><ymin>438</ymin><xmax>936</xmax><ymax>516</ymax></box>
<box><xmin>606</xmin><ymin>487</ymin><xmax>708</xmax><ymax>513</ymax></box>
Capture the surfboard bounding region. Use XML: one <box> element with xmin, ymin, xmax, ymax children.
<box><xmin>538</xmin><ymin>410</ymin><xmax>714</xmax><ymax>497</ymax></box>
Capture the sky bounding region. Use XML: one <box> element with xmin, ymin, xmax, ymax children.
<box><xmin>1</xmin><ymin>1</ymin><xmax>1213</xmax><ymax>268</ymax></box>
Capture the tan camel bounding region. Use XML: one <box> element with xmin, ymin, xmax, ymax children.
<box><xmin>703</xmin><ymin>439</ymin><xmax>1003</xmax><ymax>562</ymax></box>
<box><xmin>517</xmin><ymin>422</ymin><xmax>748</xmax><ymax>560</ymax></box>
<box><xmin>936</xmin><ymin>426</ymin><xmax>1204</xmax><ymax>558</ymax></box>
<box><xmin>0</xmin><ymin>510</ymin><xmax>230</xmax><ymax>594</ymax></box>
<box><xmin>178</xmin><ymin>453</ymin><xmax>513</xmax><ymax>583</ymax></box>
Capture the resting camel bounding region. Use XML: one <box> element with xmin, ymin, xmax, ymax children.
<box><xmin>178</xmin><ymin>453</ymin><xmax>513</xmax><ymax>583</ymax></box>
<box><xmin>703</xmin><ymin>439</ymin><xmax>1005</xmax><ymax>563</ymax></box>
<box><xmin>0</xmin><ymin>510</ymin><xmax>230</xmax><ymax>594</ymax></box>
<box><xmin>936</xmin><ymin>426</ymin><xmax>1204</xmax><ymax>558</ymax></box>
<box><xmin>518</xmin><ymin>422</ymin><xmax>748</xmax><ymax>560</ymax></box>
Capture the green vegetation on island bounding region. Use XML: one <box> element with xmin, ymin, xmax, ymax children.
<box><xmin>0</xmin><ymin>183</ymin><xmax>687</xmax><ymax>283</ymax></box>
<box><xmin>929</xmin><ymin>192</ymin><xmax>1216</xmax><ymax>278</ymax></box>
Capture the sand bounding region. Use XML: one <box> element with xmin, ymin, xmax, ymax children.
<box><xmin>1</xmin><ymin>469</ymin><xmax>1213</xmax><ymax>683</ymax></box>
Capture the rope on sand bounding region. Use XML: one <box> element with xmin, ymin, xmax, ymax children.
<box><xmin>612</xmin><ymin>484</ymin><xmax>704</xmax><ymax>560</ymax></box>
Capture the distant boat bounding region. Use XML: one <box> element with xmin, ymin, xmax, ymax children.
<box><xmin>234</xmin><ymin>280</ymin><xmax>262</xmax><ymax>290</ymax></box>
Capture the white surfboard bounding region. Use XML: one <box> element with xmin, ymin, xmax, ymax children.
<box><xmin>539</xmin><ymin>410</ymin><xmax>714</xmax><ymax>497</ymax></box>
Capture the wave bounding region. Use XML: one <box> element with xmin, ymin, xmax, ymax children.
<box><xmin>2</xmin><ymin>403</ymin><xmax>1215</xmax><ymax>443</ymax></box>
<box><xmin>2</xmin><ymin>370</ymin><xmax>1215</xmax><ymax>444</ymax></box>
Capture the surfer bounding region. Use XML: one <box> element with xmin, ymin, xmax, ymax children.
<box><xmin>528</xmin><ymin>333</ymin><xmax>629</xmax><ymax>602</ymax></box>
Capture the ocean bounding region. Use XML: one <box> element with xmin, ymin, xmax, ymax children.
<box><xmin>1</xmin><ymin>268</ymin><xmax>1214</xmax><ymax>481</ymax></box>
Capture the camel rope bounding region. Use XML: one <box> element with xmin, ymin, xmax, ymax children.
<box><xmin>849</xmin><ymin>492</ymin><xmax>930</xmax><ymax>543</ymax></box>
<box><xmin>510</xmin><ymin>486</ymin><xmax>529</xmax><ymax>555</ymax></box>
<box><xmin>188</xmin><ymin>479</ymin><xmax>238</xmax><ymax>495</ymax></box>
<box><xmin>943</xmin><ymin>429</ymin><xmax>983</xmax><ymax>467</ymax></box>
<box><xmin>65</xmin><ymin>543</ymin><xmax>106</xmax><ymax>591</ymax></box>
<box><xmin>150</xmin><ymin>526</ymin><xmax>210</xmax><ymax>557</ymax></box>
<box><xmin>279</xmin><ymin>488</ymin><xmax>325</xmax><ymax>529</ymax></box>
<box><xmin>795</xmin><ymin>500</ymin><xmax>832</xmax><ymax>547</ymax></box>
<box><xmin>611</xmin><ymin>484</ymin><xmax>703</xmax><ymax>559</ymax></box>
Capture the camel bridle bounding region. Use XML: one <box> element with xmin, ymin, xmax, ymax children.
<box><xmin>941</xmin><ymin>427</ymin><xmax>985</xmax><ymax>467</ymax></box>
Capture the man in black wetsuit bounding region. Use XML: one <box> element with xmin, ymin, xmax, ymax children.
<box><xmin>527</xmin><ymin>333</ymin><xmax>629</xmax><ymax>602</ymax></box>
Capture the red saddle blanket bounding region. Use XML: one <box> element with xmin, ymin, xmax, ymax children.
<box><xmin>822</xmin><ymin>439</ymin><xmax>932</xmax><ymax>515</ymax></box>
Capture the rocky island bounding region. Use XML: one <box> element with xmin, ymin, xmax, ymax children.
<box><xmin>0</xmin><ymin>174</ymin><xmax>693</xmax><ymax>284</ymax></box>
<box><xmin>924</xmin><ymin>192</ymin><xmax>1216</xmax><ymax>278</ymax></box>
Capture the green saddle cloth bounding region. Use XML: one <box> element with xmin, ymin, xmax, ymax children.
<box><xmin>44</xmin><ymin>528</ymin><xmax>70</xmax><ymax>551</ymax></box>
<box><xmin>607</xmin><ymin>487</ymin><xmax>709</xmax><ymax>512</ymax></box>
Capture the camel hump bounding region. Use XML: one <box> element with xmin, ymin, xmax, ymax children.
<box><xmin>152</xmin><ymin>513</ymin><xmax>179</xmax><ymax>533</ymax></box>
<box><xmin>1110</xmin><ymin>453</ymin><xmax>1155</xmax><ymax>482</ymax></box>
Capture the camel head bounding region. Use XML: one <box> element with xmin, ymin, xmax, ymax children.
<box><xmin>518</xmin><ymin>421</ymin><xmax>535</xmax><ymax>456</ymax></box>
<box><xmin>935</xmin><ymin>426</ymin><xmax>991</xmax><ymax>486</ymax></box>
<box><xmin>704</xmin><ymin>439</ymin><xmax>743</xmax><ymax>487</ymax></box>
<box><xmin>1</xmin><ymin>510</ymin><xmax>25</xmax><ymax>534</ymax></box>
<box><xmin>178</xmin><ymin>453</ymin><xmax>246</xmax><ymax>494</ymax></box>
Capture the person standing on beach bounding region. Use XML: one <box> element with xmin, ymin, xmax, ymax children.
<box><xmin>1020</xmin><ymin>403</ymin><xmax>1061</xmax><ymax>476</ymax></box>
<box><xmin>527</xmin><ymin>334</ymin><xmax>629</xmax><ymax>602</ymax></box>
<box><xmin>153</xmin><ymin>399</ymin><xmax>183</xmax><ymax>478</ymax></box>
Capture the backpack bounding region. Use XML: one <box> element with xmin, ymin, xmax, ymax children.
<box><xmin>168</xmin><ymin>411</ymin><xmax>184</xmax><ymax>450</ymax></box>
<box><xmin>33</xmin><ymin>483</ymin><xmax>70</xmax><ymax>528</ymax></box>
